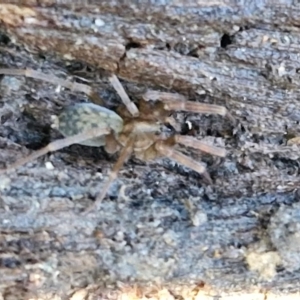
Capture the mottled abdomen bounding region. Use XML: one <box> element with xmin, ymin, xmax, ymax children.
<box><xmin>54</xmin><ymin>103</ymin><xmax>124</xmax><ymax>147</ymax></box>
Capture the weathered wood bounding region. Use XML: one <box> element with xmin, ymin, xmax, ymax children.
<box><xmin>1</xmin><ymin>1</ymin><xmax>300</xmax><ymax>299</ymax></box>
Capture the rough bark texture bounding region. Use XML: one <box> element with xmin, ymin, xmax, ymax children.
<box><xmin>1</xmin><ymin>1</ymin><xmax>300</xmax><ymax>299</ymax></box>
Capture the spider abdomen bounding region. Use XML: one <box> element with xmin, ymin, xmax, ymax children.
<box><xmin>53</xmin><ymin>103</ymin><xmax>124</xmax><ymax>147</ymax></box>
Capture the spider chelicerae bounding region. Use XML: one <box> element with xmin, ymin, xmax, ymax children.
<box><xmin>0</xmin><ymin>68</ymin><xmax>231</xmax><ymax>214</ymax></box>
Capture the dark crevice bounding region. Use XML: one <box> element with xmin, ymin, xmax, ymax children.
<box><xmin>24</xmin><ymin>125</ymin><xmax>52</xmax><ymax>150</ymax></box>
<box><xmin>37</xmin><ymin>52</ymin><xmax>46</xmax><ymax>60</ymax></box>
<box><xmin>220</xmin><ymin>33</ymin><xmax>233</xmax><ymax>48</ymax></box>
<box><xmin>125</xmin><ymin>41</ymin><xmax>143</xmax><ymax>51</ymax></box>
<box><xmin>239</xmin><ymin>25</ymin><xmax>251</xmax><ymax>32</ymax></box>
<box><xmin>0</xmin><ymin>32</ymin><xmax>10</xmax><ymax>45</ymax></box>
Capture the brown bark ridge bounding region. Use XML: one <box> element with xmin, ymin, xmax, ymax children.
<box><xmin>1</xmin><ymin>0</ymin><xmax>300</xmax><ymax>299</ymax></box>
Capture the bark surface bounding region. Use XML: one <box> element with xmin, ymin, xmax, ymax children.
<box><xmin>0</xmin><ymin>1</ymin><xmax>300</xmax><ymax>299</ymax></box>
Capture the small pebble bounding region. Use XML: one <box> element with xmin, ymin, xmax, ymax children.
<box><xmin>45</xmin><ymin>161</ymin><xmax>55</xmax><ymax>170</ymax></box>
<box><xmin>95</xmin><ymin>18</ymin><xmax>105</xmax><ymax>27</ymax></box>
<box><xmin>0</xmin><ymin>177</ymin><xmax>11</xmax><ymax>190</ymax></box>
<box><xmin>192</xmin><ymin>210</ymin><xmax>208</xmax><ymax>227</ymax></box>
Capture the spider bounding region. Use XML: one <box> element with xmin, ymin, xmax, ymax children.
<box><xmin>0</xmin><ymin>68</ymin><xmax>231</xmax><ymax>214</ymax></box>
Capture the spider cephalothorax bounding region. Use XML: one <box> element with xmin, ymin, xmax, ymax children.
<box><xmin>0</xmin><ymin>69</ymin><xmax>231</xmax><ymax>214</ymax></box>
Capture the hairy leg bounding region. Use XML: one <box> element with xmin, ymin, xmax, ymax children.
<box><xmin>142</xmin><ymin>90</ymin><xmax>234</xmax><ymax>121</ymax></box>
<box><xmin>108</xmin><ymin>75</ymin><xmax>139</xmax><ymax>117</ymax></box>
<box><xmin>174</xmin><ymin>135</ymin><xmax>226</xmax><ymax>157</ymax></box>
<box><xmin>155</xmin><ymin>141</ymin><xmax>213</xmax><ymax>184</ymax></box>
<box><xmin>0</xmin><ymin>128</ymin><xmax>110</xmax><ymax>174</ymax></box>
<box><xmin>0</xmin><ymin>68</ymin><xmax>93</xmax><ymax>96</ymax></box>
<box><xmin>83</xmin><ymin>136</ymin><xmax>135</xmax><ymax>215</ymax></box>
<box><xmin>0</xmin><ymin>68</ymin><xmax>108</xmax><ymax>105</ymax></box>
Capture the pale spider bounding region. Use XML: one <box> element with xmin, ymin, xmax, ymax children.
<box><xmin>0</xmin><ymin>68</ymin><xmax>231</xmax><ymax>214</ymax></box>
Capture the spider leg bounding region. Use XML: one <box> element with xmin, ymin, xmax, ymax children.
<box><xmin>155</xmin><ymin>141</ymin><xmax>213</xmax><ymax>184</ymax></box>
<box><xmin>0</xmin><ymin>68</ymin><xmax>94</xmax><ymax>96</ymax></box>
<box><xmin>143</xmin><ymin>90</ymin><xmax>187</xmax><ymax>102</ymax></box>
<box><xmin>0</xmin><ymin>128</ymin><xmax>110</xmax><ymax>174</ymax></box>
<box><xmin>174</xmin><ymin>135</ymin><xmax>226</xmax><ymax>157</ymax></box>
<box><xmin>83</xmin><ymin>136</ymin><xmax>135</xmax><ymax>215</ymax></box>
<box><xmin>143</xmin><ymin>90</ymin><xmax>234</xmax><ymax>121</ymax></box>
<box><xmin>0</xmin><ymin>68</ymin><xmax>105</xmax><ymax>106</ymax></box>
<box><xmin>108</xmin><ymin>74</ymin><xmax>139</xmax><ymax>117</ymax></box>
<box><xmin>165</xmin><ymin>100</ymin><xmax>228</xmax><ymax>116</ymax></box>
